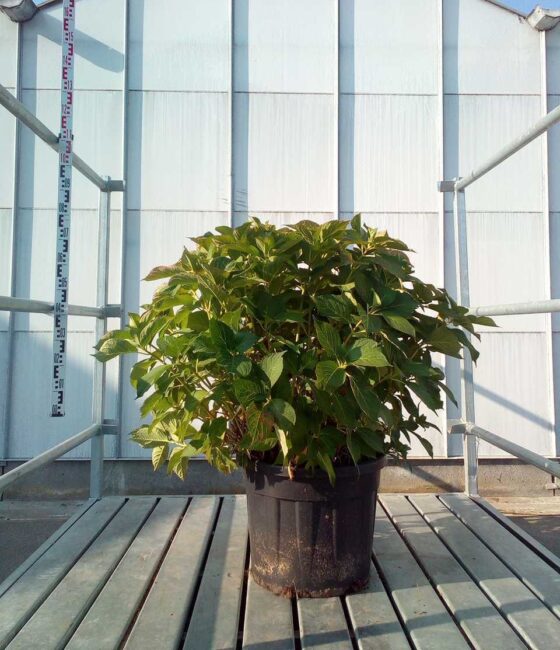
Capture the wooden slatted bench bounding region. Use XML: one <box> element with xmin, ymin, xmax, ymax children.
<box><xmin>1</xmin><ymin>494</ymin><xmax>559</xmax><ymax>649</ymax></box>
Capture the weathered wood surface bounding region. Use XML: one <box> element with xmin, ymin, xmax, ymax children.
<box><xmin>1</xmin><ymin>493</ymin><xmax>559</xmax><ymax>650</ymax></box>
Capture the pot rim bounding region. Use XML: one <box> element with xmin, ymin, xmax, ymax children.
<box><xmin>246</xmin><ymin>455</ymin><xmax>386</xmax><ymax>480</ymax></box>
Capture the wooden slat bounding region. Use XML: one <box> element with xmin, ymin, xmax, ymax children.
<box><xmin>242</xmin><ymin>576</ymin><xmax>294</xmax><ymax>650</ymax></box>
<box><xmin>373</xmin><ymin>507</ymin><xmax>469</xmax><ymax>649</ymax></box>
<box><xmin>183</xmin><ymin>496</ymin><xmax>248</xmax><ymax>650</ymax></box>
<box><xmin>298</xmin><ymin>597</ymin><xmax>352</xmax><ymax>650</ymax></box>
<box><xmin>472</xmin><ymin>496</ymin><xmax>560</xmax><ymax>573</ymax></box>
<box><xmin>411</xmin><ymin>494</ymin><xmax>560</xmax><ymax>649</ymax></box>
<box><xmin>0</xmin><ymin>497</ymin><xmax>125</xmax><ymax>648</ymax></box>
<box><xmin>8</xmin><ymin>497</ymin><xmax>156</xmax><ymax>650</ymax></box>
<box><xmin>66</xmin><ymin>498</ymin><xmax>186</xmax><ymax>650</ymax></box>
<box><xmin>345</xmin><ymin>562</ymin><xmax>410</xmax><ymax>650</ymax></box>
<box><xmin>441</xmin><ymin>494</ymin><xmax>560</xmax><ymax>617</ymax></box>
<box><xmin>125</xmin><ymin>496</ymin><xmax>219</xmax><ymax>650</ymax></box>
<box><xmin>0</xmin><ymin>499</ymin><xmax>97</xmax><ymax>599</ymax></box>
<box><xmin>381</xmin><ymin>495</ymin><xmax>524</xmax><ymax>650</ymax></box>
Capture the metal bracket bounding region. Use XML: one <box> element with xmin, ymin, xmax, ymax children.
<box><xmin>100</xmin><ymin>420</ymin><xmax>119</xmax><ymax>436</ymax></box>
<box><xmin>437</xmin><ymin>180</ymin><xmax>458</xmax><ymax>193</ymax></box>
<box><xmin>447</xmin><ymin>419</ymin><xmax>468</xmax><ymax>435</ymax></box>
<box><xmin>105</xmin><ymin>179</ymin><xmax>125</xmax><ymax>193</ymax></box>
<box><xmin>103</xmin><ymin>304</ymin><xmax>122</xmax><ymax>318</ymax></box>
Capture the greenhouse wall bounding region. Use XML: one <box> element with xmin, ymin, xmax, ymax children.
<box><xmin>0</xmin><ymin>0</ymin><xmax>559</xmax><ymax>460</ymax></box>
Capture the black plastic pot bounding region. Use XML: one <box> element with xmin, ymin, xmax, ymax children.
<box><xmin>244</xmin><ymin>456</ymin><xmax>386</xmax><ymax>598</ymax></box>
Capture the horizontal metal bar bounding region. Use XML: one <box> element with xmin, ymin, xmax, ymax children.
<box><xmin>0</xmin><ymin>296</ymin><xmax>122</xmax><ymax>318</ymax></box>
<box><xmin>466</xmin><ymin>423</ymin><xmax>560</xmax><ymax>480</ymax></box>
<box><xmin>438</xmin><ymin>102</ymin><xmax>560</xmax><ymax>193</ymax></box>
<box><xmin>469</xmin><ymin>299</ymin><xmax>560</xmax><ymax>317</ymax></box>
<box><xmin>0</xmin><ymin>424</ymin><xmax>101</xmax><ymax>492</ymax></box>
<box><xmin>0</xmin><ymin>83</ymin><xmax>124</xmax><ymax>193</ymax></box>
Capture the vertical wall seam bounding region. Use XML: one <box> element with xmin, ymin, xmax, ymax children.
<box><xmin>229</xmin><ymin>0</ymin><xmax>234</xmax><ymax>228</ymax></box>
<box><xmin>539</xmin><ymin>30</ymin><xmax>556</xmax><ymax>457</ymax></box>
<box><xmin>437</xmin><ymin>0</ymin><xmax>448</xmax><ymax>458</ymax></box>
<box><xmin>2</xmin><ymin>21</ymin><xmax>23</xmax><ymax>461</ymax></box>
<box><xmin>116</xmin><ymin>0</ymin><xmax>130</xmax><ymax>459</ymax></box>
<box><xmin>334</xmin><ymin>0</ymin><xmax>340</xmax><ymax>220</ymax></box>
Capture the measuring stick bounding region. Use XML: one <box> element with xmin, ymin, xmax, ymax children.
<box><xmin>51</xmin><ymin>0</ymin><xmax>75</xmax><ymax>417</ymax></box>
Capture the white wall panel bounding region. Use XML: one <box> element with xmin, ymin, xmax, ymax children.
<box><xmin>127</xmin><ymin>92</ymin><xmax>228</xmax><ymax>211</ymax></box>
<box><xmin>546</xmin><ymin>27</ymin><xmax>560</xmax><ymax>95</ymax></box>
<box><xmin>21</xmin><ymin>0</ymin><xmax>125</xmax><ymax>91</ymax></box>
<box><xmin>551</xmin><ymin>212</ymin><xmax>560</xmax><ymax>334</ymax></box>
<box><xmin>444</xmin><ymin>0</ymin><xmax>540</xmax><ymax>95</ymax></box>
<box><xmin>18</xmin><ymin>89</ymin><xmax>123</xmax><ymax>210</ymax></box>
<box><xmin>340</xmin><ymin>95</ymin><xmax>439</xmax><ymax>213</ymax></box>
<box><xmin>553</xmin><ymin>333</ymin><xmax>560</xmax><ymax>456</ymax></box>
<box><xmin>129</xmin><ymin>0</ymin><xmax>229</xmax><ymax>92</ymax></box>
<box><xmin>233</xmin><ymin>93</ymin><xmax>333</xmax><ymax>212</ymax></box>
<box><xmin>234</xmin><ymin>0</ymin><xmax>333</xmax><ymax>93</ymax></box>
<box><xmin>340</xmin><ymin>0</ymin><xmax>439</xmax><ymax>95</ymax></box>
<box><xmin>444</xmin><ymin>95</ymin><xmax>542</xmax><ymax>212</ymax></box>
<box><xmin>466</xmin><ymin>212</ymin><xmax>547</xmax><ymax>332</ymax></box>
<box><xmin>9</xmin><ymin>331</ymin><xmax>95</xmax><ymax>458</ymax></box>
<box><xmin>0</xmin><ymin>332</ymin><xmax>8</xmax><ymax>451</ymax></box>
<box><xmin>547</xmin><ymin>96</ymin><xmax>560</xmax><ymax>213</ymax></box>
<box><xmin>0</xmin><ymin>98</ymin><xmax>16</xmax><ymax>209</ymax></box>
<box><xmin>473</xmin><ymin>333</ymin><xmax>554</xmax><ymax>457</ymax></box>
<box><xmin>13</xmin><ymin>208</ymin><xmax>120</xmax><ymax>332</ymax></box>
<box><xmin>0</xmin><ymin>210</ymin><xmax>11</xmax><ymax>331</ymax></box>
<box><xmin>342</xmin><ymin>212</ymin><xmax>441</xmax><ymax>285</ymax></box>
<box><xmin>0</xmin><ymin>14</ymin><xmax>17</xmax><ymax>87</ymax></box>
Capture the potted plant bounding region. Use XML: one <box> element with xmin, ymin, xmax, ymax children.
<box><xmin>95</xmin><ymin>216</ymin><xmax>492</xmax><ymax>597</ymax></box>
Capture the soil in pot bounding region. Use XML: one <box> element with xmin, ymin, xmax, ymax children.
<box><xmin>244</xmin><ymin>456</ymin><xmax>385</xmax><ymax>598</ymax></box>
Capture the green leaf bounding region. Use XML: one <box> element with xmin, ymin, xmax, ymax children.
<box><xmin>267</xmin><ymin>398</ymin><xmax>296</xmax><ymax>431</ymax></box>
<box><xmin>151</xmin><ymin>444</ymin><xmax>168</xmax><ymax>471</ymax></box>
<box><xmin>135</xmin><ymin>365</ymin><xmax>167</xmax><ymax>398</ymax></box>
<box><xmin>231</xmin><ymin>355</ymin><xmax>252</xmax><ymax>377</ymax></box>
<box><xmin>409</xmin><ymin>381</ymin><xmax>443</xmax><ymax>412</ymax></box>
<box><xmin>93</xmin><ymin>336</ymin><xmax>137</xmax><ymax>362</ymax></box>
<box><xmin>277</xmin><ymin>428</ymin><xmax>289</xmax><ymax>457</ymax></box>
<box><xmin>347</xmin><ymin>433</ymin><xmax>362</xmax><ymax>465</ymax></box>
<box><xmin>355</xmin><ymin>427</ymin><xmax>385</xmax><ymax>456</ymax></box>
<box><xmin>315</xmin><ymin>321</ymin><xmax>342</xmax><ymax>358</ymax></box>
<box><xmin>209</xmin><ymin>319</ymin><xmax>236</xmax><ymax>351</ymax></box>
<box><xmin>187</xmin><ymin>310</ymin><xmax>209</xmax><ymax>331</ymax></box>
<box><xmin>317</xmin><ymin>451</ymin><xmax>336</xmax><ymax>485</ymax></box>
<box><xmin>130</xmin><ymin>426</ymin><xmax>169</xmax><ymax>448</ymax></box>
<box><xmin>144</xmin><ymin>263</ymin><xmax>182</xmax><ymax>281</ymax></box>
<box><xmin>235</xmin><ymin>330</ymin><xmax>258</xmax><ymax>353</ymax></box>
<box><xmin>315</xmin><ymin>294</ymin><xmax>352</xmax><ymax>321</ymax></box>
<box><xmin>233</xmin><ymin>378</ymin><xmax>267</xmax><ymax>406</ymax></box>
<box><xmin>260</xmin><ymin>352</ymin><xmax>284</xmax><ymax>387</ymax></box>
<box><xmin>316</xmin><ymin>360</ymin><xmax>346</xmax><ymax>391</ymax></box>
<box><xmin>346</xmin><ymin>339</ymin><xmax>390</xmax><ymax>367</ymax></box>
<box><xmin>350</xmin><ymin>378</ymin><xmax>382</xmax><ymax>421</ymax></box>
<box><xmin>429</xmin><ymin>327</ymin><xmax>462</xmax><ymax>357</ymax></box>
<box><xmin>246</xmin><ymin>405</ymin><xmax>274</xmax><ymax>438</ymax></box>
<box><xmin>382</xmin><ymin>314</ymin><xmax>416</xmax><ymax>336</ymax></box>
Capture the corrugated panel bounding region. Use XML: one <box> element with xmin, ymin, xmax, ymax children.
<box><xmin>128</xmin><ymin>0</ymin><xmax>229</xmax><ymax>92</ymax></box>
<box><xmin>0</xmin><ymin>13</ymin><xmax>17</xmax><ymax>88</ymax></box>
<box><xmin>471</xmin><ymin>332</ymin><xmax>554</xmax><ymax>457</ymax></box>
<box><xmin>341</xmin><ymin>212</ymin><xmax>441</xmax><ymax>285</ymax></box>
<box><xmin>127</xmin><ymin>92</ymin><xmax>228</xmax><ymax>211</ymax></box>
<box><xmin>553</xmin><ymin>333</ymin><xmax>560</xmax><ymax>456</ymax></box>
<box><xmin>546</xmin><ymin>27</ymin><xmax>560</xmax><ymax>95</ymax></box>
<box><xmin>233</xmin><ymin>93</ymin><xmax>333</xmax><ymax>212</ymax></box>
<box><xmin>0</xmin><ymin>210</ymin><xmax>11</xmax><ymax>332</ymax></box>
<box><xmin>443</xmin><ymin>0</ymin><xmax>540</xmax><ymax>95</ymax></box>
<box><xmin>0</xmin><ymin>332</ymin><xmax>8</xmax><ymax>450</ymax></box>
<box><xmin>444</xmin><ymin>212</ymin><xmax>547</xmax><ymax>333</ymax></box>
<box><xmin>12</xmin><ymin>208</ymin><xmax>121</xmax><ymax>333</ymax></box>
<box><xmin>21</xmin><ymin>0</ymin><xmax>125</xmax><ymax>91</ymax></box>
<box><xmin>234</xmin><ymin>0</ymin><xmax>334</xmax><ymax>93</ymax></box>
<box><xmin>340</xmin><ymin>94</ymin><xmax>439</xmax><ymax>213</ymax></box>
<box><xmin>444</xmin><ymin>95</ymin><xmax>542</xmax><ymax>213</ymax></box>
<box><xmin>340</xmin><ymin>0</ymin><xmax>439</xmax><ymax>95</ymax></box>
<box><xmin>547</xmin><ymin>96</ymin><xmax>560</xmax><ymax>213</ymax></box>
<box><xmin>551</xmin><ymin>212</ymin><xmax>560</xmax><ymax>334</ymax></box>
<box><xmin>18</xmin><ymin>89</ymin><xmax>123</xmax><ymax>210</ymax></box>
<box><xmin>9</xmin><ymin>331</ymin><xmax>95</xmax><ymax>458</ymax></box>
<box><xmin>0</xmin><ymin>98</ymin><xmax>16</xmax><ymax>209</ymax></box>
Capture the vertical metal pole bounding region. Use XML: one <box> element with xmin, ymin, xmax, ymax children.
<box><xmin>228</xmin><ymin>0</ymin><xmax>234</xmax><ymax>228</ymax></box>
<box><xmin>116</xmin><ymin>0</ymin><xmax>130</xmax><ymax>458</ymax></box>
<box><xmin>453</xmin><ymin>188</ymin><xmax>478</xmax><ymax>496</ymax></box>
<box><xmin>333</xmin><ymin>0</ymin><xmax>339</xmax><ymax>220</ymax></box>
<box><xmin>90</xmin><ymin>184</ymin><xmax>111</xmax><ymax>499</ymax></box>
<box><xmin>1</xmin><ymin>21</ymin><xmax>23</xmax><ymax>461</ymax></box>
